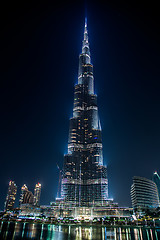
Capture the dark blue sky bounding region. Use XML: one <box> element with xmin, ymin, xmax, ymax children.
<box><xmin>1</xmin><ymin>1</ymin><xmax>160</xmax><ymax>210</ymax></box>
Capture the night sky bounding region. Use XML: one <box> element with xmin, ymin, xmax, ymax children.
<box><xmin>1</xmin><ymin>1</ymin><xmax>160</xmax><ymax>210</ymax></box>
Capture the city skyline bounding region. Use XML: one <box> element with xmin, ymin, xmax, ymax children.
<box><xmin>1</xmin><ymin>1</ymin><xmax>160</xmax><ymax>210</ymax></box>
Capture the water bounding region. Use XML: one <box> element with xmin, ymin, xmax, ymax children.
<box><xmin>0</xmin><ymin>221</ymin><xmax>160</xmax><ymax>239</ymax></box>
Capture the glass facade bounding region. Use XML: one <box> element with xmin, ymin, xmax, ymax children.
<box><xmin>61</xmin><ymin>19</ymin><xmax>108</xmax><ymax>207</ymax></box>
<box><xmin>153</xmin><ymin>171</ymin><xmax>160</xmax><ymax>201</ymax></box>
<box><xmin>19</xmin><ymin>183</ymin><xmax>41</xmax><ymax>206</ymax></box>
<box><xmin>19</xmin><ymin>184</ymin><xmax>28</xmax><ymax>205</ymax></box>
<box><xmin>131</xmin><ymin>176</ymin><xmax>159</xmax><ymax>210</ymax></box>
<box><xmin>4</xmin><ymin>181</ymin><xmax>17</xmax><ymax>211</ymax></box>
<box><xmin>34</xmin><ymin>183</ymin><xmax>41</xmax><ymax>206</ymax></box>
<box><xmin>19</xmin><ymin>184</ymin><xmax>34</xmax><ymax>205</ymax></box>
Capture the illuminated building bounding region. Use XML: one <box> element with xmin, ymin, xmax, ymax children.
<box><xmin>4</xmin><ymin>181</ymin><xmax>17</xmax><ymax>211</ymax></box>
<box><xmin>34</xmin><ymin>183</ymin><xmax>41</xmax><ymax>206</ymax></box>
<box><xmin>19</xmin><ymin>184</ymin><xmax>28</xmax><ymax>205</ymax></box>
<box><xmin>61</xmin><ymin>18</ymin><xmax>108</xmax><ymax>207</ymax></box>
<box><xmin>131</xmin><ymin>176</ymin><xmax>159</xmax><ymax>210</ymax></box>
<box><xmin>22</xmin><ymin>191</ymin><xmax>34</xmax><ymax>205</ymax></box>
<box><xmin>19</xmin><ymin>184</ymin><xmax>34</xmax><ymax>205</ymax></box>
<box><xmin>153</xmin><ymin>171</ymin><xmax>160</xmax><ymax>201</ymax></box>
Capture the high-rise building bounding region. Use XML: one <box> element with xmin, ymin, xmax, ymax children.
<box><xmin>19</xmin><ymin>184</ymin><xmax>34</xmax><ymax>205</ymax></box>
<box><xmin>4</xmin><ymin>181</ymin><xmax>17</xmax><ymax>211</ymax></box>
<box><xmin>34</xmin><ymin>183</ymin><xmax>41</xmax><ymax>206</ymax></box>
<box><xmin>131</xmin><ymin>176</ymin><xmax>159</xmax><ymax>210</ymax></box>
<box><xmin>19</xmin><ymin>184</ymin><xmax>28</xmax><ymax>205</ymax></box>
<box><xmin>153</xmin><ymin>171</ymin><xmax>160</xmax><ymax>201</ymax></box>
<box><xmin>61</xmin><ymin>19</ymin><xmax>108</xmax><ymax>207</ymax></box>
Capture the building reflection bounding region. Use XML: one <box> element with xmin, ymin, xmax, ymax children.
<box><xmin>0</xmin><ymin>221</ymin><xmax>160</xmax><ymax>239</ymax></box>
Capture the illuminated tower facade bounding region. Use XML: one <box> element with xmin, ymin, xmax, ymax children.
<box><xmin>4</xmin><ymin>181</ymin><xmax>17</xmax><ymax>211</ymax></box>
<box><xmin>61</xmin><ymin>19</ymin><xmax>108</xmax><ymax>207</ymax></box>
<box><xmin>19</xmin><ymin>184</ymin><xmax>34</xmax><ymax>206</ymax></box>
<box><xmin>131</xmin><ymin>176</ymin><xmax>159</xmax><ymax>210</ymax></box>
<box><xmin>153</xmin><ymin>171</ymin><xmax>160</xmax><ymax>201</ymax></box>
<box><xmin>34</xmin><ymin>183</ymin><xmax>41</xmax><ymax>206</ymax></box>
<box><xmin>19</xmin><ymin>184</ymin><xmax>28</xmax><ymax>205</ymax></box>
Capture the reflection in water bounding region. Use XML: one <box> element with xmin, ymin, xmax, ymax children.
<box><xmin>0</xmin><ymin>221</ymin><xmax>160</xmax><ymax>239</ymax></box>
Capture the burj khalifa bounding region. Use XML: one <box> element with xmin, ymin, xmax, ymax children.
<box><xmin>61</xmin><ymin>19</ymin><xmax>108</xmax><ymax>207</ymax></box>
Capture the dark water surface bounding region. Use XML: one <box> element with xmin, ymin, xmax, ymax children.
<box><xmin>0</xmin><ymin>221</ymin><xmax>160</xmax><ymax>239</ymax></box>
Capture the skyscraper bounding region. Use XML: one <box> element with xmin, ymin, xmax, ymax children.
<box><xmin>19</xmin><ymin>184</ymin><xmax>34</xmax><ymax>206</ymax></box>
<box><xmin>34</xmin><ymin>183</ymin><xmax>41</xmax><ymax>206</ymax></box>
<box><xmin>19</xmin><ymin>184</ymin><xmax>28</xmax><ymax>206</ymax></box>
<box><xmin>153</xmin><ymin>171</ymin><xmax>160</xmax><ymax>201</ymax></box>
<box><xmin>61</xmin><ymin>19</ymin><xmax>108</xmax><ymax>207</ymax></box>
<box><xmin>4</xmin><ymin>181</ymin><xmax>17</xmax><ymax>211</ymax></box>
<box><xmin>131</xmin><ymin>176</ymin><xmax>159</xmax><ymax>210</ymax></box>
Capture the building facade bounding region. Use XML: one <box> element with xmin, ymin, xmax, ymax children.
<box><xmin>4</xmin><ymin>181</ymin><xmax>17</xmax><ymax>211</ymax></box>
<box><xmin>34</xmin><ymin>183</ymin><xmax>41</xmax><ymax>206</ymax></box>
<box><xmin>19</xmin><ymin>184</ymin><xmax>28</xmax><ymax>205</ymax></box>
<box><xmin>61</xmin><ymin>19</ymin><xmax>108</xmax><ymax>207</ymax></box>
<box><xmin>19</xmin><ymin>184</ymin><xmax>34</xmax><ymax>205</ymax></box>
<box><xmin>131</xmin><ymin>176</ymin><xmax>159</xmax><ymax>210</ymax></box>
<box><xmin>153</xmin><ymin>171</ymin><xmax>160</xmax><ymax>201</ymax></box>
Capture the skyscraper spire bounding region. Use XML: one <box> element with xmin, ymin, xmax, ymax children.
<box><xmin>84</xmin><ymin>17</ymin><xmax>88</xmax><ymax>39</ymax></box>
<box><xmin>82</xmin><ymin>17</ymin><xmax>90</xmax><ymax>56</ymax></box>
